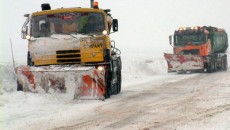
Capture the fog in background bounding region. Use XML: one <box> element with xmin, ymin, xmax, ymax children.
<box><xmin>1</xmin><ymin>0</ymin><xmax>230</xmax><ymax>63</ymax></box>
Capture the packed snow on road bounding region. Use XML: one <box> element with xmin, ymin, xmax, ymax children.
<box><xmin>1</xmin><ymin>53</ymin><xmax>230</xmax><ymax>130</ymax></box>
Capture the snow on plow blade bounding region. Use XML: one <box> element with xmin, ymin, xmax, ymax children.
<box><xmin>164</xmin><ymin>53</ymin><xmax>204</xmax><ymax>72</ymax></box>
<box><xmin>16</xmin><ymin>65</ymin><xmax>105</xmax><ymax>100</ymax></box>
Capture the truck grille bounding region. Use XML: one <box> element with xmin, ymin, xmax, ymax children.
<box><xmin>181</xmin><ymin>49</ymin><xmax>199</xmax><ymax>55</ymax></box>
<box><xmin>56</xmin><ymin>50</ymin><xmax>81</xmax><ymax>64</ymax></box>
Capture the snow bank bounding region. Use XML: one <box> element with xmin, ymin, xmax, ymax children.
<box><xmin>0</xmin><ymin>63</ymin><xmax>17</xmax><ymax>93</ymax></box>
<box><xmin>121</xmin><ymin>53</ymin><xmax>167</xmax><ymax>81</ymax></box>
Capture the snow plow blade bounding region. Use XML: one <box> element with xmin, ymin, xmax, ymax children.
<box><xmin>164</xmin><ymin>53</ymin><xmax>204</xmax><ymax>72</ymax></box>
<box><xmin>16</xmin><ymin>65</ymin><xmax>105</xmax><ymax>100</ymax></box>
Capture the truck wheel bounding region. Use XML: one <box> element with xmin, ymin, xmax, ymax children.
<box><xmin>104</xmin><ymin>66</ymin><xmax>112</xmax><ymax>99</ymax></box>
<box><xmin>112</xmin><ymin>57</ymin><xmax>122</xmax><ymax>95</ymax></box>
<box><xmin>207</xmin><ymin>61</ymin><xmax>215</xmax><ymax>73</ymax></box>
<box><xmin>116</xmin><ymin>67</ymin><xmax>121</xmax><ymax>94</ymax></box>
<box><xmin>116</xmin><ymin>57</ymin><xmax>122</xmax><ymax>94</ymax></box>
<box><xmin>111</xmin><ymin>59</ymin><xmax>119</xmax><ymax>95</ymax></box>
<box><xmin>223</xmin><ymin>56</ymin><xmax>228</xmax><ymax>71</ymax></box>
<box><xmin>17</xmin><ymin>80</ymin><xmax>23</xmax><ymax>91</ymax></box>
<box><xmin>104</xmin><ymin>78</ymin><xmax>111</xmax><ymax>99</ymax></box>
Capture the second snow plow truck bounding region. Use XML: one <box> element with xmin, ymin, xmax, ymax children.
<box><xmin>16</xmin><ymin>1</ymin><xmax>121</xmax><ymax>100</ymax></box>
<box><xmin>164</xmin><ymin>26</ymin><xmax>228</xmax><ymax>73</ymax></box>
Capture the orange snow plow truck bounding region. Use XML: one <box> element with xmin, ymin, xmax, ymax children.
<box><xmin>164</xmin><ymin>26</ymin><xmax>228</xmax><ymax>73</ymax></box>
<box><xmin>16</xmin><ymin>1</ymin><xmax>121</xmax><ymax>100</ymax></box>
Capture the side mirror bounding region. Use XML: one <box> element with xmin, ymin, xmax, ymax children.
<box><xmin>24</xmin><ymin>14</ymin><xmax>29</xmax><ymax>17</ymax></box>
<box><xmin>21</xmin><ymin>26</ymin><xmax>28</xmax><ymax>39</ymax></box>
<box><xmin>21</xmin><ymin>16</ymin><xmax>30</xmax><ymax>39</ymax></box>
<box><xmin>113</xmin><ymin>19</ymin><xmax>118</xmax><ymax>32</ymax></box>
<box><xmin>169</xmin><ymin>35</ymin><xmax>173</xmax><ymax>46</ymax></box>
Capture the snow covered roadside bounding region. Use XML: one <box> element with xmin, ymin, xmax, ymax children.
<box><xmin>0</xmin><ymin>54</ymin><xmax>168</xmax><ymax>130</ymax></box>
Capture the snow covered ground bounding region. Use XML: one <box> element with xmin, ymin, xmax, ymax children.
<box><xmin>1</xmin><ymin>53</ymin><xmax>230</xmax><ymax>130</ymax></box>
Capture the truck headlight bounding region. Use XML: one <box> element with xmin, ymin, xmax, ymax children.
<box><xmin>97</xmin><ymin>66</ymin><xmax>104</xmax><ymax>71</ymax></box>
<box><xmin>26</xmin><ymin>35</ymin><xmax>31</xmax><ymax>40</ymax></box>
<box><xmin>102</xmin><ymin>30</ymin><xmax>108</xmax><ymax>35</ymax></box>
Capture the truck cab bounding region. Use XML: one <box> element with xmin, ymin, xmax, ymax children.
<box><xmin>21</xmin><ymin>4</ymin><xmax>118</xmax><ymax>66</ymax></box>
<box><xmin>171</xmin><ymin>27</ymin><xmax>211</xmax><ymax>57</ymax></box>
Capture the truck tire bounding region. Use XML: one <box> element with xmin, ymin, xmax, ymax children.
<box><xmin>111</xmin><ymin>59</ymin><xmax>118</xmax><ymax>95</ymax></box>
<box><xmin>116</xmin><ymin>57</ymin><xmax>122</xmax><ymax>94</ymax></box>
<box><xmin>104</xmin><ymin>82</ymin><xmax>111</xmax><ymax>99</ymax></box>
<box><xmin>17</xmin><ymin>80</ymin><xmax>23</xmax><ymax>91</ymax></box>
<box><xmin>117</xmin><ymin>67</ymin><xmax>121</xmax><ymax>93</ymax></box>
<box><xmin>207</xmin><ymin>61</ymin><xmax>215</xmax><ymax>73</ymax></box>
<box><xmin>111</xmin><ymin>57</ymin><xmax>122</xmax><ymax>95</ymax></box>
<box><xmin>104</xmin><ymin>66</ymin><xmax>112</xmax><ymax>99</ymax></box>
<box><xmin>223</xmin><ymin>56</ymin><xmax>228</xmax><ymax>71</ymax></box>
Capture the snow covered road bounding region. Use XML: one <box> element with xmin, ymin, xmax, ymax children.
<box><xmin>1</xmin><ymin>55</ymin><xmax>230</xmax><ymax>130</ymax></box>
<box><xmin>51</xmin><ymin>71</ymin><xmax>230</xmax><ymax>130</ymax></box>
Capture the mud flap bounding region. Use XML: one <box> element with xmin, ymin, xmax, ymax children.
<box><xmin>164</xmin><ymin>53</ymin><xmax>204</xmax><ymax>72</ymax></box>
<box><xmin>16</xmin><ymin>65</ymin><xmax>105</xmax><ymax>100</ymax></box>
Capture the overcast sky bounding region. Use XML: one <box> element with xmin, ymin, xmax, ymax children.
<box><xmin>1</xmin><ymin>0</ymin><xmax>230</xmax><ymax>63</ymax></box>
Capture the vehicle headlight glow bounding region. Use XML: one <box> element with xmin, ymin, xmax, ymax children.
<box><xmin>97</xmin><ymin>66</ymin><xmax>104</xmax><ymax>71</ymax></box>
<box><xmin>26</xmin><ymin>35</ymin><xmax>31</xmax><ymax>40</ymax></box>
<box><xmin>178</xmin><ymin>27</ymin><xmax>186</xmax><ymax>31</ymax></box>
<box><xmin>102</xmin><ymin>30</ymin><xmax>108</xmax><ymax>35</ymax></box>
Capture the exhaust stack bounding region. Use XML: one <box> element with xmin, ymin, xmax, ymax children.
<box><xmin>41</xmin><ymin>3</ymin><xmax>51</xmax><ymax>11</ymax></box>
<box><xmin>90</xmin><ymin>0</ymin><xmax>94</xmax><ymax>8</ymax></box>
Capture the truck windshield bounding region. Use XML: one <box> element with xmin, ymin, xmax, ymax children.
<box><xmin>31</xmin><ymin>12</ymin><xmax>105</xmax><ymax>38</ymax></box>
<box><xmin>174</xmin><ymin>32</ymin><xmax>206</xmax><ymax>46</ymax></box>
